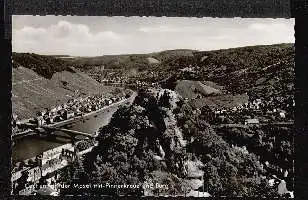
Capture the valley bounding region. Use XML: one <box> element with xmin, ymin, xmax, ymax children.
<box><xmin>12</xmin><ymin>43</ymin><xmax>294</xmax><ymax>197</ymax></box>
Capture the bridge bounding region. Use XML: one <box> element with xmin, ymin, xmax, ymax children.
<box><xmin>23</xmin><ymin>123</ymin><xmax>95</xmax><ymax>138</ymax></box>
<box><xmin>12</xmin><ymin>121</ymin><xmax>96</xmax><ymax>142</ymax></box>
<box><xmin>12</xmin><ymin>90</ymin><xmax>137</xmax><ymax>140</ymax></box>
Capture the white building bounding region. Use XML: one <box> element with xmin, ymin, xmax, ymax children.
<box><xmin>279</xmin><ymin>111</ymin><xmax>286</xmax><ymax>119</ymax></box>
<box><xmin>245</xmin><ymin>118</ymin><xmax>259</xmax><ymax>125</ymax></box>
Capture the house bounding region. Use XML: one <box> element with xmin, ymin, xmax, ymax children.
<box><xmin>268</xmin><ymin>179</ymin><xmax>276</xmax><ymax>187</ymax></box>
<box><xmin>67</xmin><ymin>111</ymin><xmax>75</xmax><ymax>119</ymax></box>
<box><xmin>11</xmin><ymin>170</ymin><xmax>23</xmax><ymax>182</ymax></box>
<box><xmin>245</xmin><ymin>118</ymin><xmax>259</xmax><ymax>125</ymax></box>
<box><xmin>50</xmin><ymin>107</ymin><xmax>57</xmax><ymax>113</ymax></box>
<box><xmin>27</xmin><ymin>166</ymin><xmax>41</xmax><ymax>183</ymax></box>
<box><xmin>51</xmin><ymin>115</ymin><xmax>61</xmax><ymax>123</ymax></box>
<box><xmin>279</xmin><ymin>112</ymin><xmax>286</xmax><ymax>119</ymax></box>
<box><xmin>37</xmin><ymin>116</ymin><xmax>46</xmax><ymax>126</ymax></box>
<box><xmin>214</xmin><ymin>110</ymin><xmax>221</xmax><ymax>115</ymax></box>
<box><xmin>186</xmin><ymin>190</ymin><xmax>211</xmax><ymax>197</ymax></box>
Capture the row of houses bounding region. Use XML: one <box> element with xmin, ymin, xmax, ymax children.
<box><xmin>12</xmin><ymin>91</ymin><xmax>130</xmax><ymax>133</ymax></box>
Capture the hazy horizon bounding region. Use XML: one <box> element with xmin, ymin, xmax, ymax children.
<box><xmin>13</xmin><ymin>16</ymin><xmax>294</xmax><ymax>57</ymax></box>
<box><xmin>13</xmin><ymin>43</ymin><xmax>294</xmax><ymax>58</ymax></box>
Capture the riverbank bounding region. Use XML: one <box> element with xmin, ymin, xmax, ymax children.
<box><xmin>12</xmin><ymin>90</ymin><xmax>137</xmax><ymax>162</ymax></box>
<box><xmin>13</xmin><ymin>90</ymin><xmax>136</xmax><ymax>139</ymax></box>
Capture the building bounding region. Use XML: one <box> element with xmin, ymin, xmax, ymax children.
<box><xmin>67</xmin><ymin>111</ymin><xmax>75</xmax><ymax>119</ymax></box>
<box><xmin>278</xmin><ymin>110</ymin><xmax>286</xmax><ymax>119</ymax></box>
<box><xmin>245</xmin><ymin>118</ymin><xmax>259</xmax><ymax>125</ymax></box>
<box><xmin>12</xmin><ymin>170</ymin><xmax>23</xmax><ymax>182</ymax></box>
<box><xmin>37</xmin><ymin>116</ymin><xmax>45</xmax><ymax>126</ymax></box>
<box><xmin>27</xmin><ymin>166</ymin><xmax>41</xmax><ymax>183</ymax></box>
<box><xmin>42</xmin><ymin>144</ymin><xmax>74</xmax><ymax>165</ymax></box>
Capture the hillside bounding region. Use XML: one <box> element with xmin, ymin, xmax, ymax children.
<box><xmin>66</xmin><ymin>43</ymin><xmax>294</xmax><ymax>111</ymax></box>
<box><xmin>62</xmin><ymin>49</ymin><xmax>196</xmax><ymax>68</ymax></box>
<box><xmin>12</xmin><ymin>53</ymin><xmax>74</xmax><ymax>79</ymax></box>
<box><xmin>163</xmin><ymin>44</ymin><xmax>294</xmax><ymax>97</ymax></box>
<box><xmin>68</xmin><ymin>44</ymin><xmax>294</xmax><ymax>99</ymax></box>
<box><xmin>193</xmin><ymin>44</ymin><xmax>294</xmax><ymax>97</ymax></box>
<box><xmin>189</xmin><ymin>93</ymin><xmax>249</xmax><ymax>110</ymax></box>
<box><xmin>58</xmin><ymin>49</ymin><xmax>197</xmax><ymax>82</ymax></box>
<box><xmin>12</xmin><ymin>53</ymin><xmax>124</xmax><ymax>119</ymax></box>
<box><xmin>175</xmin><ymin>80</ymin><xmax>222</xmax><ymax>99</ymax></box>
<box><xmin>61</xmin><ymin>89</ymin><xmax>279</xmax><ymax>197</ymax></box>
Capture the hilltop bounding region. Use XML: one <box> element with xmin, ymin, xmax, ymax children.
<box><xmin>155</xmin><ymin>44</ymin><xmax>294</xmax><ymax>94</ymax></box>
<box><xmin>67</xmin><ymin>44</ymin><xmax>294</xmax><ymax>95</ymax></box>
<box><xmin>61</xmin><ymin>49</ymin><xmax>196</xmax><ymax>68</ymax></box>
<box><xmin>57</xmin><ymin>49</ymin><xmax>196</xmax><ymax>81</ymax></box>
<box><xmin>66</xmin><ymin>43</ymin><xmax>294</xmax><ymax>109</ymax></box>
<box><xmin>12</xmin><ymin>53</ymin><xmax>74</xmax><ymax>79</ymax></box>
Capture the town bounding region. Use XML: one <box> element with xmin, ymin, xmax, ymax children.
<box><xmin>11</xmin><ymin>142</ymin><xmax>94</xmax><ymax>195</ymax></box>
<box><xmin>12</xmin><ymin>90</ymin><xmax>132</xmax><ymax>135</ymax></box>
<box><xmin>207</xmin><ymin>95</ymin><xmax>294</xmax><ymax>125</ymax></box>
<box><xmin>11</xmin><ymin>89</ymin><xmax>134</xmax><ymax>195</ymax></box>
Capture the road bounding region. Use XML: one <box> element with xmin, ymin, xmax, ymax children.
<box><xmin>13</xmin><ymin>90</ymin><xmax>137</xmax><ymax>161</ymax></box>
<box><xmin>13</xmin><ymin>91</ymin><xmax>137</xmax><ymax>139</ymax></box>
<box><xmin>212</xmin><ymin>121</ymin><xmax>294</xmax><ymax>129</ymax></box>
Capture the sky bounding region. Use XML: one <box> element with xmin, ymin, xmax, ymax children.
<box><xmin>12</xmin><ymin>16</ymin><xmax>294</xmax><ymax>57</ymax></box>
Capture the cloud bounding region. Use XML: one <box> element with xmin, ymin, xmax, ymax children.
<box><xmin>139</xmin><ymin>25</ymin><xmax>203</xmax><ymax>33</ymax></box>
<box><xmin>244</xmin><ymin>21</ymin><xmax>294</xmax><ymax>44</ymax></box>
<box><xmin>50</xmin><ymin>20</ymin><xmax>75</xmax><ymax>38</ymax></box>
<box><xmin>15</xmin><ymin>26</ymin><xmax>47</xmax><ymax>41</ymax></box>
<box><xmin>13</xmin><ymin>20</ymin><xmax>123</xmax><ymax>56</ymax></box>
<box><xmin>12</xmin><ymin>17</ymin><xmax>294</xmax><ymax>56</ymax></box>
<box><xmin>249</xmin><ymin>22</ymin><xmax>289</xmax><ymax>31</ymax></box>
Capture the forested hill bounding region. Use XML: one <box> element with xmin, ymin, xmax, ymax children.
<box><xmin>63</xmin><ymin>43</ymin><xmax>294</xmax><ymax>100</ymax></box>
<box><xmin>12</xmin><ymin>52</ymin><xmax>74</xmax><ymax>79</ymax></box>
<box><xmin>64</xmin><ymin>43</ymin><xmax>293</xmax><ymax>72</ymax></box>
<box><xmin>187</xmin><ymin>43</ymin><xmax>294</xmax><ymax>97</ymax></box>
<box><xmin>152</xmin><ymin>44</ymin><xmax>294</xmax><ymax>97</ymax></box>
<box><xmin>61</xmin><ymin>49</ymin><xmax>196</xmax><ymax>70</ymax></box>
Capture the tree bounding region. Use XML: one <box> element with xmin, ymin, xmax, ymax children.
<box><xmin>158</xmin><ymin>90</ymin><xmax>171</xmax><ymax>109</ymax></box>
<box><xmin>15</xmin><ymin>170</ymin><xmax>29</xmax><ymax>194</ymax></box>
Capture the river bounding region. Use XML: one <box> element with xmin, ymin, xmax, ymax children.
<box><xmin>12</xmin><ymin>92</ymin><xmax>137</xmax><ymax>162</ymax></box>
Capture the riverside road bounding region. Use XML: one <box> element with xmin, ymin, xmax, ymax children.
<box><xmin>13</xmin><ymin>91</ymin><xmax>137</xmax><ymax>162</ymax></box>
